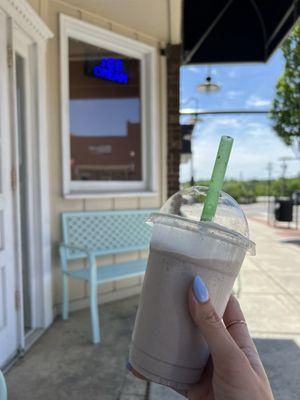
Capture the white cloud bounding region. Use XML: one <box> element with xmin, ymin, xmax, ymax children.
<box><xmin>246</xmin><ymin>122</ymin><xmax>270</xmax><ymax>138</ymax></box>
<box><xmin>226</xmin><ymin>90</ymin><xmax>244</xmax><ymax>100</ymax></box>
<box><xmin>227</xmin><ymin>68</ymin><xmax>239</xmax><ymax>78</ymax></box>
<box><xmin>246</xmin><ymin>95</ymin><xmax>272</xmax><ymax>108</ymax></box>
<box><xmin>180</xmin><ymin>107</ymin><xmax>205</xmax><ymax>114</ymax></box>
<box><xmin>191</xmin><ymin>117</ymin><xmax>240</xmax><ymax>134</ymax></box>
<box><xmin>211</xmin><ymin>68</ymin><xmax>220</xmax><ymax>77</ymax></box>
<box><xmin>180</xmin><ymin>116</ymin><xmax>295</xmax><ymax>183</ymax></box>
<box><xmin>185</xmin><ymin>66</ymin><xmax>200</xmax><ymax>74</ymax></box>
<box><xmin>214</xmin><ymin>117</ymin><xmax>240</xmax><ymax>128</ymax></box>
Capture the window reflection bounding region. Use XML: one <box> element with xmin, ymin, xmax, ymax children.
<box><xmin>69</xmin><ymin>38</ymin><xmax>142</xmax><ymax>181</ymax></box>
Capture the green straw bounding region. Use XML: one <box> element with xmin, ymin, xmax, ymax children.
<box><xmin>200</xmin><ymin>136</ymin><xmax>234</xmax><ymax>222</ymax></box>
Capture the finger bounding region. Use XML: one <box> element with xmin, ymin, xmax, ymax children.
<box><xmin>188</xmin><ymin>276</ymin><xmax>239</xmax><ymax>363</ymax></box>
<box><xmin>223</xmin><ymin>295</ymin><xmax>264</xmax><ymax>374</ymax></box>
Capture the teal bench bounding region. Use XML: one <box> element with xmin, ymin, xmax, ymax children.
<box><xmin>0</xmin><ymin>370</ymin><xmax>7</xmax><ymax>400</ymax></box>
<box><xmin>59</xmin><ymin>209</ymin><xmax>154</xmax><ymax>344</ymax></box>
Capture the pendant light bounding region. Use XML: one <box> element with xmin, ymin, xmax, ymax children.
<box><xmin>197</xmin><ymin>66</ymin><xmax>220</xmax><ymax>93</ymax></box>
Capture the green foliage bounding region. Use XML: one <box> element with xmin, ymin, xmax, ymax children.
<box><xmin>181</xmin><ymin>177</ymin><xmax>300</xmax><ymax>203</ymax></box>
<box><xmin>270</xmin><ymin>23</ymin><xmax>300</xmax><ymax>155</ymax></box>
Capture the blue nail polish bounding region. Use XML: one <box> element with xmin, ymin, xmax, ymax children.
<box><xmin>192</xmin><ymin>276</ymin><xmax>209</xmax><ymax>303</ymax></box>
<box><xmin>126</xmin><ymin>361</ymin><xmax>133</xmax><ymax>371</ymax></box>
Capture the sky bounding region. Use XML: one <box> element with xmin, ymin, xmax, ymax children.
<box><xmin>180</xmin><ymin>49</ymin><xmax>298</xmax><ymax>182</ymax></box>
<box><xmin>70</xmin><ymin>98</ymin><xmax>140</xmax><ymax>136</ymax></box>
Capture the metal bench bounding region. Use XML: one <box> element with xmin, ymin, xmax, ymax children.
<box><xmin>0</xmin><ymin>370</ymin><xmax>7</xmax><ymax>400</ymax></box>
<box><xmin>59</xmin><ymin>209</ymin><xmax>154</xmax><ymax>344</ymax></box>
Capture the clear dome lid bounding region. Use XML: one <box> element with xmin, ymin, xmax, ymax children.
<box><xmin>149</xmin><ymin>186</ymin><xmax>255</xmax><ymax>254</ymax></box>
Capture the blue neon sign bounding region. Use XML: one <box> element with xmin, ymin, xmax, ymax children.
<box><xmin>86</xmin><ymin>58</ymin><xmax>129</xmax><ymax>84</ymax></box>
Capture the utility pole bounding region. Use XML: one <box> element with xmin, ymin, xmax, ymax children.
<box><xmin>280</xmin><ymin>159</ymin><xmax>288</xmax><ymax>196</ymax></box>
<box><xmin>278</xmin><ymin>156</ymin><xmax>300</xmax><ymax>196</ymax></box>
<box><xmin>190</xmin><ymin>151</ymin><xmax>195</xmax><ymax>186</ymax></box>
<box><xmin>189</xmin><ymin>117</ymin><xmax>196</xmax><ymax>187</ymax></box>
<box><xmin>267</xmin><ymin>162</ymin><xmax>273</xmax><ymax>224</ymax></box>
<box><xmin>278</xmin><ymin>156</ymin><xmax>300</xmax><ymax>229</ymax></box>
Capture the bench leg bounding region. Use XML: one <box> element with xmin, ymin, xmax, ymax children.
<box><xmin>62</xmin><ymin>273</ymin><xmax>69</xmax><ymax>320</ymax></box>
<box><xmin>0</xmin><ymin>370</ymin><xmax>7</xmax><ymax>400</ymax></box>
<box><xmin>90</xmin><ymin>281</ymin><xmax>100</xmax><ymax>344</ymax></box>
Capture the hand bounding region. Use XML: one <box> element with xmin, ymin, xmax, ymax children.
<box><xmin>188</xmin><ymin>275</ymin><xmax>274</xmax><ymax>400</ymax></box>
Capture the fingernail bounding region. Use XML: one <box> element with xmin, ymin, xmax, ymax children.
<box><xmin>192</xmin><ymin>276</ymin><xmax>209</xmax><ymax>303</ymax></box>
<box><xmin>126</xmin><ymin>361</ymin><xmax>133</xmax><ymax>371</ymax></box>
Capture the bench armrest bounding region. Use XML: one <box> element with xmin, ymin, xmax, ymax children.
<box><xmin>59</xmin><ymin>243</ymin><xmax>97</xmax><ymax>274</ymax></box>
<box><xmin>59</xmin><ymin>243</ymin><xmax>91</xmax><ymax>254</ymax></box>
<box><xmin>59</xmin><ymin>243</ymin><xmax>91</xmax><ymax>272</ymax></box>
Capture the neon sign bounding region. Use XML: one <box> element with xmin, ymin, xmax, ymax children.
<box><xmin>85</xmin><ymin>58</ymin><xmax>129</xmax><ymax>84</ymax></box>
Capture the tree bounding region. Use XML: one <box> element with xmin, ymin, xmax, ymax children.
<box><xmin>271</xmin><ymin>23</ymin><xmax>300</xmax><ymax>157</ymax></box>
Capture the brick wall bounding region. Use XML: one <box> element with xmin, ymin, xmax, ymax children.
<box><xmin>167</xmin><ymin>44</ymin><xmax>181</xmax><ymax>198</ymax></box>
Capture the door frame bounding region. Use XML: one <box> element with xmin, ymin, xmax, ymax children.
<box><xmin>0</xmin><ymin>8</ymin><xmax>18</xmax><ymax>368</ymax></box>
<box><xmin>0</xmin><ymin>0</ymin><xmax>53</xmax><ymax>355</ymax></box>
<box><xmin>13</xmin><ymin>26</ymin><xmax>40</xmax><ymax>340</ymax></box>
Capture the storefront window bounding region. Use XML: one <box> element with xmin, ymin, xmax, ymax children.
<box><xmin>60</xmin><ymin>15</ymin><xmax>158</xmax><ymax>196</ymax></box>
<box><xmin>69</xmin><ymin>39</ymin><xmax>142</xmax><ymax>182</ymax></box>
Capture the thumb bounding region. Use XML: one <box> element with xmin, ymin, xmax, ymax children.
<box><xmin>188</xmin><ymin>276</ymin><xmax>238</xmax><ymax>362</ymax></box>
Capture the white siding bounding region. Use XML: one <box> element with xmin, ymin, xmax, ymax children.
<box><xmin>27</xmin><ymin>0</ymin><xmax>167</xmax><ymax>313</ymax></box>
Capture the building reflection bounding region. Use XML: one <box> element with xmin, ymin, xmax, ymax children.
<box><xmin>70</xmin><ymin>122</ymin><xmax>141</xmax><ymax>181</ymax></box>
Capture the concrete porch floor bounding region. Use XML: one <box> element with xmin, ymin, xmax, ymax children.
<box><xmin>6</xmin><ymin>296</ymin><xmax>148</xmax><ymax>400</ymax></box>
<box><xmin>6</xmin><ymin>215</ymin><xmax>300</xmax><ymax>400</ymax></box>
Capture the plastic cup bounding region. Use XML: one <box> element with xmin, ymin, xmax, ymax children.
<box><xmin>129</xmin><ymin>187</ymin><xmax>255</xmax><ymax>390</ymax></box>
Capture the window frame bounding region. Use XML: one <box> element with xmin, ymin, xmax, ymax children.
<box><xmin>59</xmin><ymin>14</ymin><xmax>158</xmax><ymax>198</ymax></box>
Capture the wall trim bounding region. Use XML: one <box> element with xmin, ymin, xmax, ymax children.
<box><xmin>0</xmin><ymin>0</ymin><xmax>53</xmax><ymax>42</ymax></box>
<box><xmin>53</xmin><ymin>0</ymin><xmax>160</xmax><ymax>45</ymax></box>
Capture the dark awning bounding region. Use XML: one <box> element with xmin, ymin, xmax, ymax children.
<box><xmin>183</xmin><ymin>0</ymin><xmax>300</xmax><ymax>64</ymax></box>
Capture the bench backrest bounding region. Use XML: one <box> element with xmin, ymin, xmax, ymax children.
<box><xmin>61</xmin><ymin>209</ymin><xmax>156</xmax><ymax>259</ymax></box>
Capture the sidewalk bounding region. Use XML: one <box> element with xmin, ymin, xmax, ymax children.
<box><xmin>6</xmin><ymin>219</ymin><xmax>300</xmax><ymax>400</ymax></box>
<box><xmin>150</xmin><ymin>219</ymin><xmax>300</xmax><ymax>400</ymax></box>
<box><xmin>239</xmin><ymin>218</ymin><xmax>300</xmax><ymax>338</ymax></box>
<box><xmin>236</xmin><ymin>219</ymin><xmax>300</xmax><ymax>400</ymax></box>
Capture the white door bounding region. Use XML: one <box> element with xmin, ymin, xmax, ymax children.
<box><xmin>0</xmin><ymin>10</ymin><xmax>18</xmax><ymax>367</ymax></box>
<box><xmin>0</xmin><ymin>1</ymin><xmax>53</xmax><ymax>366</ymax></box>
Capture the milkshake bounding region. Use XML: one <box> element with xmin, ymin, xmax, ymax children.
<box><xmin>129</xmin><ymin>186</ymin><xmax>255</xmax><ymax>390</ymax></box>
